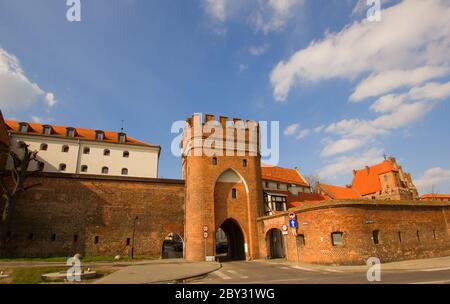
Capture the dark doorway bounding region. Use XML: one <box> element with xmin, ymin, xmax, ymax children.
<box><xmin>267</xmin><ymin>229</ymin><xmax>285</xmax><ymax>259</ymax></box>
<box><xmin>162</xmin><ymin>233</ymin><xmax>183</xmax><ymax>259</ymax></box>
<box><xmin>216</xmin><ymin>219</ymin><xmax>246</xmax><ymax>261</ymax></box>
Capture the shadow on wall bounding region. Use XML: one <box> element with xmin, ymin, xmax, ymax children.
<box><xmin>0</xmin><ymin>173</ymin><xmax>185</xmax><ymax>259</ymax></box>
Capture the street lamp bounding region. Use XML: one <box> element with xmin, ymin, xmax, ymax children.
<box><xmin>131</xmin><ymin>216</ymin><xmax>139</xmax><ymax>260</ymax></box>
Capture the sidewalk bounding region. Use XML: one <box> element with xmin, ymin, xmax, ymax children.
<box><xmin>94</xmin><ymin>259</ymin><xmax>221</xmax><ymax>284</ymax></box>
<box><xmin>259</xmin><ymin>256</ymin><xmax>450</xmax><ymax>272</ymax></box>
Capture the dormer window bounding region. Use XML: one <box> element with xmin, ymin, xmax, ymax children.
<box><xmin>95</xmin><ymin>130</ymin><xmax>104</xmax><ymax>141</ymax></box>
<box><xmin>102</xmin><ymin>167</ymin><xmax>109</xmax><ymax>174</ymax></box>
<box><xmin>66</xmin><ymin>127</ymin><xmax>75</xmax><ymax>137</ymax></box>
<box><xmin>118</xmin><ymin>132</ymin><xmax>126</xmax><ymax>144</ymax></box>
<box><xmin>43</xmin><ymin>125</ymin><xmax>52</xmax><ymax>135</ymax></box>
<box><xmin>19</xmin><ymin>123</ymin><xmax>28</xmax><ymax>133</ymax></box>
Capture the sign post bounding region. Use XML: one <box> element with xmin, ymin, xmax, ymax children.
<box><xmin>203</xmin><ymin>225</ymin><xmax>208</xmax><ymax>261</ymax></box>
<box><xmin>282</xmin><ymin>224</ymin><xmax>289</xmax><ymax>260</ymax></box>
<box><xmin>289</xmin><ymin>213</ymin><xmax>300</xmax><ymax>263</ymax></box>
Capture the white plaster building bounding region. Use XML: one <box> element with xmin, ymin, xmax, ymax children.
<box><xmin>5</xmin><ymin>120</ymin><xmax>160</xmax><ymax>178</ymax></box>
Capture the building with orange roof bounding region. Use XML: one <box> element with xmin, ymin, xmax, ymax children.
<box><xmin>421</xmin><ymin>194</ymin><xmax>450</xmax><ymax>202</ymax></box>
<box><xmin>4</xmin><ymin>119</ymin><xmax>161</xmax><ymax>178</ymax></box>
<box><xmin>261</xmin><ymin>165</ymin><xmax>320</xmax><ymax>215</ymax></box>
<box><xmin>315</xmin><ymin>183</ymin><xmax>361</xmax><ymax>200</ymax></box>
<box><xmin>0</xmin><ymin>111</ymin><xmax>11</xmax><ymax>170</ymax></box>
<box><xmin>351</xmin><ymin>157</ymin><xmax>419</xmax><ymax>200</ymax></box>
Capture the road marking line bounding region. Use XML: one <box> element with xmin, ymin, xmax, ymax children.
<box><xmin>419</xmin><ymin>267</ymin><xmax>450</xmax><ymax>272</ymax></box>
<box><xmin>213</xmin><ymin>271</ymin><xmax>232</xmax><ymax>280</ymax></box>
<box><xmin>410</xmin><ymin>280</ymin><xmax>450</xmax><ymax>284</ymax></box>
<box><xmin>227</xmin><ymin>270</ymin><xmax>238</xmax><ymax>274</ymax></box>
<box><xmin>324</xmin><ymin>268</ymin><xmax>343</xmax><ymax>273</ymax></box>
<box><xmin>291</xmin><ymin>266</ymin><xmax>319</xmax><ymax>272</ymax></box>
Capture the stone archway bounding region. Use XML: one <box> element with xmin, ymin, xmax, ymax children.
<box><xmin>216</xmin><ymin>218</ymin><xmax>246</xmax><ymax>261</ymax></box>
<box><xmin>161</xmin><ymin>232</ymin><xmax>184</xmax><ymax>259</ymax></box>
<box><xmin>266</xmin><ymin>228</ymin><xmax>285</xmax><ymax>259</ymax></box>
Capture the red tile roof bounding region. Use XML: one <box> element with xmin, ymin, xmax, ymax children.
<box><xmin>351</xmin><ymin>160</ymin><xmax>398</xmax><ymax>196</ymax></box>
<box><xmin>5</xmin><ymin>120</ymin><xmax>159</xmax><ymax>148</ymax></box>
<box><xmin>421</xmin><ymin>194</ymin><xmax>450</xmax><ymax>199</ymax></box>
<box><xmin>261</xmin><ymin>165</ymin><xmax>308</xmax><ymax>186</ymax></box>
<box><xmin>319</xmin><ymin>183</ymin><xmax>361</xmax><ymax>200</ymax></box>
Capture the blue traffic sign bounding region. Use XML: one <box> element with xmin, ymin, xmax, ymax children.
<box><xmin>289</xmin><ymin>219</ymin><xmax>298</xmax><ymax>228</ymax></box>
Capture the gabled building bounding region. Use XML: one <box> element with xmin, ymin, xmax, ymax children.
<box><xmin>351</xmin><ymin>157</ymin><xmax>419</xmax><ymax>200</ymax></box>
<box><xmin>4</xmin><ymin>120</ymin><xmax>161</xmax><ymax>178</ymax></box>
<box><xmin>261</xmin><ymin>165</ymin><xmax>318</xmax><ymax>215</ymax></box>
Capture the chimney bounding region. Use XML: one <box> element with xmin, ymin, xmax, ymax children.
<box><xmin>365</xmin><ymin>166</ymin><xmax>370</xmax><ymax>175</ymax></box>
<box><xmin>353</xmin><ymin>170</ymin><xmax>357</xmax><ymax>176</ymax></box>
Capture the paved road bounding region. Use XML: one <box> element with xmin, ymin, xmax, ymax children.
<box><xmin>191</xmin><ymin>261</ymin><xmax>450</xmax><ymax>284</ymax></box>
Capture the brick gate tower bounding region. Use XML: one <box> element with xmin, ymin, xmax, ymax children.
<box><xmin>182</xmin><ymin>114</ymin><xmax>264</xmax><ymax>262</ymax></box>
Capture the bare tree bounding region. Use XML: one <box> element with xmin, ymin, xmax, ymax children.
<box><xmin>0</xmin><ymin>142</ymin><xmax>43</xmax><ymax>223</ymax></box>
<box><xmin>304</xmin><ymin>174</ymin><xmax>320</xmax><ymax>191</ymax></box>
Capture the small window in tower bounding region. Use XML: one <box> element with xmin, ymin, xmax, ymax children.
<box><xmin>398</xmin><ymin>231</ymin><xmax>402</xmax><ymax>243</ymax></box>
<box><xmin>123</xmin><ymin>151</ymin><xmax>130</xmax><ymax>158</ymax></box>
<box><xmin>417</xmin><ymin>230</ymin><xmax>421</xmax><ymax>242</ymax></box>
<box><xmin>73</xmin><ymin>234</ymin><xmax>79</xmax><ymax>243</ymax></box>
<box><xmin>433</xmin><ymin>229</ymin><xmax>437</xmax><ymax>240</ymax></box>
<box><xmin>121</xmin><ymin>168</ymin><xmax>128</xmax><ymax>175</ymax></box>
<box><xmin>83</xmin><ymin>147</ymin><xmax>90</xmax><ymax>154</ymax></box>
<box><xmin>104</xmin><ymin>149</ymin><xmax>110</xmax><ymax>156</ymax></box>
<box><xmin>59</xmin><ymin>163</ymin><xmax>67</xmax><ymax>172</ymax></box>
<box><xmin>94</xmin><ymin>236</ymin><xmax>99</xmax><ymax>244</ymax></box>
<box><xmin>6</xmin><ymin>231</ymin><xmax>12</xmax><ymax>241</ymax></box>
<box><xmin>28</xmin><ymin>233</ymin><xmax>34</xmax><ymax>241</ymax></box>
<box><xmin>126</xmin><ymin>238</ymin><xmax>131</xmax><ymax>246</ymax></box>
<box><xmin>212</xmin><ymin>157</ymin><xmax>218</xmax><ymax>165</ymax></box>
<box><xmin>102</xmin><ymin>167</ymin><xmax>109</xmax><ymax>174</ymax></box>
<box><xmin>243</xmin><ymin>159</ymin><xmax>248</xmax><ymax>167</ymax></box>
<box><xmin>232</xmin><ymin>188</ymin><xmax>237</xmax><ymax>199</ymax></box>
<box><xmin>81</xmin><ymin>165</ymin><xmax>88</xmax><ymax>173</ymax></box>
<box><xmin>373</xmin><ymin>230</ymin><xmax>380</xmax><ymax>245</ymax></box>
<box><xmin>51</xmin><ymin>234</ymin><xmax>56</xmax><ymax>242</ymax></box>
<box><xmin>331</xmin><ymin>232</ymin><xmax>343</xmax><ymax>246</ymax></box>
<box><xmin>62</xmin><ymin>145</ymin><xmax>69</xmax><ymax>153</ymax></box>
<box><xmin>40</xmin><ymin>143</ymin><xmax>48</xmax><ymax>151</ymax></box>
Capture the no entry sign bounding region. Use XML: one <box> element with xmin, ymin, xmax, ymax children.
<box><xmin>203</xmin><ymin>231</ymin><xmax>208</xmax><ymax>239</ymax></box>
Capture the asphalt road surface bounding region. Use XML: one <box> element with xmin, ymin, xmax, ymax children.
<box><xmin>191</xmin><ymin>261</ymin><xmax>450</xmax><ymax>284</ymax></box>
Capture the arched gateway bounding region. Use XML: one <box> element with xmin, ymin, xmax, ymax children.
<box><xmin>182</xmin><ymin>114</ymin><xmax>264</xmax><ymax>262</ymax></box>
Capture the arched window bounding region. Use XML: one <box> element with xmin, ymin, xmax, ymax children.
<box><xmin>59</xmin><ymin>163</ymin><xmax>67</xmax><ymax>172</ymax></box>
<box><xmin>331</xmin><ymin>232</ymin><xmax>343</xmax><ymax>246</ymax></box>
<box><xmin>121</xmin><ymin>168</ymin><xmax>128</xmax><ymax>175</ymax></box>
<box><xmin>104</xmin><ymin>149</ymin><xmax>110</xmax><ymax>156</ymax></box>
<box><xmin>123</xmin><ymin>151</ymin><xmax>130</xmax><ymax>158</ymax></box>
<box><xmin>232</xmin><ymin>188</ymin><xmax>237</xmax><ymax>199</ymax></box>
<box><xmin>40</xmin><ymin>143</ymin><xmax>48</xmax><ymax>151</ymax></box>
<box><xmin>243</xmin><ymin>159</ymin><xmax>248</xmax><ymax>167</ymax></box>
<box><xmin>102</xmin><ymin>167</ymin><xmax>109</xmax><ymax>174</ymax></box>
<box><xmin>81</xmin><ymin>165</ymin><xmax>88</xmax><ymax>173</ymax></box>
<box><xmin>62</xmin><ymin>145</ymin><xmax>69</xmax><ymax>153</ymax></box>
<box><xmin>83</xmin><ymin>147</ymin><xmax>90</xmax><ymax>154</ymax></box>
<box><xmin>212</xmin><ymin>157</ymin><xmax>218</xmax><ymax>165</ymax></box>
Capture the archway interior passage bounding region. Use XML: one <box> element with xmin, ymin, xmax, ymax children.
<box><xmin>267</xmin><ymin>229</ymin><xmax>286</xmax><ymax>259</ymax></box>
<box><xmin>216</xmin><ymin>219</ymin><xmax>245</xmax><ymax>261</ymax></box>
<box><xmin>162</xmin><ymin>232</ymin><xmax>183</xmax><ymax>259</ymax></box>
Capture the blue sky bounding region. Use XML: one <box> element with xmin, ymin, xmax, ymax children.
<box><xmin>1</xmin><ymin>0</ymin><xmax>449</xmax><ymax>193</ymax></box>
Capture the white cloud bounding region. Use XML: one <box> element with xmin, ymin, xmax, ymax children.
<box><xmin>239</xmin><ymin>63</ymin><xmax>248</xmax><ymax>72</ymax></box>
<box><xmin>271</xmin><ymin>0</ymin><xmax>450</xmax><ymax>102</ymax></box>
<box><xmin>318</xmin><ymin>148</ymin><xmax>384</xmax><ymax>180</ymax></box>
<box><xmin>352</xmin><ymin>0</ymin><xmax>395</xmax><ymax>16</ymax></box>
<box><xmin>0</xmin><ymin>48</ymin><xmax>44</xmax><ymax>110</ymax></box>
<box><xmin>31</xmin><ymin>116</ymin><xmax>54</xmax><ymax>124</ymax></box>
<box><xmin>284</xmin><ymin>123</ymin><xmax>299</xmax><ymax>136</ymax></box>
<box><xmin>250</xmin><ymin>0</ymin><xmax>305</xmax><ymax>34</ymax></box>
<box><xmin>45</xmin><ymin>92</ymin><xmax>57</xmax><ymax>108</ymax></box>
<box><xmin>0</xmin><ymin>48</ymin><xmax>57</xmax><ymax>111</ymax></box>
<box><xmin>321</xmin><ymin>137</ymin><xmax>370</xmax><ymax>157</ymax></box>
<box><xmin>249</xmin><ymin>44</ymin><xmax>269</xmax><ymax>56</ymax></box>
<box><xmin>202</xmin><ymin>0</ymin><xmax>228</xmax><ymax>22</ymax></box>
<box><xmin>415</xmin><ymin>167</ymin><xmax>450</xmax><ymax>194</ymax></box>
<box><xmin>350</xmin><ymin>66</ymin><xmax>449</xmax><ymax>102</ymax></box>
<box><xmin>296</xmin><ymin>128</ymin><xmax>310</xmax><ymax>140</ymax></box>
<box><xmin>314</xmin><ymin>125</ymin><xmax>324</xmax><ymax>133</ymax></box>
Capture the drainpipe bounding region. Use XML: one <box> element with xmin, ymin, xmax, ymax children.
<box><xmin>75</xmin><ymin>139</ymin><xmax>81</xmax><ymax>174</ymax></box>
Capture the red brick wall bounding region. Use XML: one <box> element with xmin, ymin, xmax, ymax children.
<box><xmin>258</xmin><ymin>203</ymin><xmax>450</xmax><ymax>265</ymax></box>
<box><xmin>1</xmin><ymin>174</ymin><xmax>185</xmax><ymax>258</ymax></box>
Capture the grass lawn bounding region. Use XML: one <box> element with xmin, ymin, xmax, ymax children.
<box><xmin>0</xmin><ymin>266</ymin><xmax>116</xmax><ymax>284</ymax></box>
